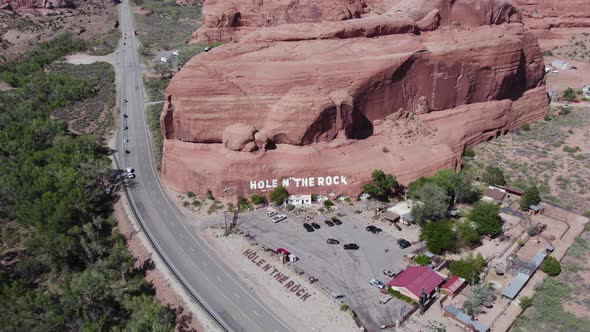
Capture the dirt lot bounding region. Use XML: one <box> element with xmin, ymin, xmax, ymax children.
<box><xmin>463</xmin><ymin>104</ymin><xmax>590</xmax><ymax>214</ymax></box>
<box><xmin>0</xmin><ymin>1</ymin><xmax>120</xmax><ymax>59</ymax></box>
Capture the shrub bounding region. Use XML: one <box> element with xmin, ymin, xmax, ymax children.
<box><xmin>527</xmin><ymin>225</ymin><xmax>538</xmax><ymax>236</ymax></box>
<box><xmin>519</xmin><ymin>296</ymin><xmax>533</xmax><ymax>310</ymax></box>
<box><xmin>237</xmin><ymin>196</ymin><xmax>252</xmax><ymax>211</ymax></box>
<box><xmin>182</xmin><ymin>201</ymin><xmax>189</xmax><ymax>207</ymax></box>
<box><xmin>414</xmin><ymin>254</ymin><xmax>430</xmax><ymax>266</ymax></box>
<box><xmin>544</xmin><ymin>114</ymin><xmax>552</xmax><ymax>121</ymax></box>
<box><xmin>518</xmin><ymin>239</ymin><xmax>525</xmax><ymax>246</ymax></box>
<box><xmin>340</xmin><ymin>304</ymin><xmax>348</xmax><ymax>311</ymax></box>
<box><xmin>542</xmin><ymin>50</ymin><xmax>553</xmax><ymax>56</ymax></box>
<box><xmin>522</xmin><ymin>123</ymin><xmax>531</xmax><ymax>131</ymax></box>
<box><xmin>482</xmin><ymin>166</ymin><xmax>506</xmax><ymax>186</ymax></box>
<box><xmin>463</xmin><ymin>282</ymin><xmax>495</xmax><ymax>316</ymax></box>
<box><xmin>205</xmin><ymin>189</ymin><xmax>214</xmax><ymax>200</ymax></box>
<box><xmin>186</xmin><ymin>191</ymin><xmax>195</xmax><ymax>198</ymax></box>
<box><xmin>463</xmin><ymin>148</ymin><xmax>475</xmax><ymax>157</ymax></box>
<box><xmin>269</xmin><ymin>186</ymin><xmax>288</xmax><ymax>205</ymax></box>
<box><xmin>563</xmin><ymin>145</ymin><xmax>581</xmax><ymax>153</ymax></box>
<box><xmin>323</xmin><ymin>200</ymin><xmax>334</xmax><ymax>208</ymax></box>
<box><xmin>562</xmin><ymin>87</ymin><xmax>577</xmax><ymax>101</ymax></box>
<box><xmin>286</xmin><ymin>204</ymin><xmax>295</xmax><ymax>211</ymax></box>
<box><xmin>541</xmin><ymin>256</ymin><xmax>561</xmax><ymax>276</ymax></box>
<box><xmin>250</xmin><ymin>194</ymin><xmax>266</xmax><ymax>206</ymax></box>
<box><xmin>387</xmin><ymin>288</ymin><xmax>417</xmax><ymax>304</ymax></box>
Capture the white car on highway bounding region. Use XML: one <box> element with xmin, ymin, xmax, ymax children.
<box><xmin>271</xmin><ymin>214</ymin><xmax>286</xmax><ymax>223</ymax></box>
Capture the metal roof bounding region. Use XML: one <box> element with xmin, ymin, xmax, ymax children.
<box><xmin>443</xmin><ymin>304</ymin><xmax>488</xmax><ymax>332</ymax></box>
<box><xmin>531</xmin><ymin>251</ymin><xmax>547</xmax><ymax>269</ymax></box>
<box><xmin>502</xmin><ymin>272</ymin><xmax>530</xmax><ymax>299</ymax></box>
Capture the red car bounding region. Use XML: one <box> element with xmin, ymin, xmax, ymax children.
<box><xmin>277</xmin><ymin>248</ymin><xmax>290</xmax><ymax>255</ymax></box>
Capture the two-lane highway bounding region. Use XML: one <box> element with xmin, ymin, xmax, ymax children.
<box><xmin>115</xmin><ymin>1</ymin><xmax>292</xmax><ymax>331</ymax></box>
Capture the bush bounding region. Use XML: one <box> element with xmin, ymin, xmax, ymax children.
<box><xmin>237</xmin><ymin>196</ymin><xmax>252</xmax><ymax>211</ymax></box>
<box><xmin>482</xmin><ymin>166</ymin><xmax>506</xmax><ymax>186</ymax></box>
<box><xmin>463</xmin><ymin>148</ymin><xmax>475</xmax><ymax>157</ymax></box>
<box><xmin>387</xmin><ymin>288</ymin><xmax>417</xmax><ymax>304</ymax></box>
<box><xmin>544</xmin><ymin>114</ymin><xmax>552</xmax><ymax>121</ymax></box>
<box><xmin>186</xmin><ymin>191</ymin><xmax>195</xmax><ymax>198</ymax></box>
<box><xmin>463</xmin><ymin>283</ymin><xmax>495</xmax><ymax>316</ymax></box>
<box><xmin>562</xmin><ymin>87</ymin><xmax>577</xmax><ymax>101</ymax></box>
<box><xmin>414</xmin><ymin>254</ymin><xmax>430</xmax><ymax>266</ymax></box>
<box><xmin>519</xmin><ymin>296</ymin><xmax>533</xmax><ymax>310</ymax></box>
<box><xmin>449</xmin><ymin>260</ymin><xmax>479</xmax><ymax>284</ymax></box>
<box><xmin>323</xmin><ymin>200</ymin><xmax>334</xmax><ymax>208</ymax></box>
<box><xmin>541</xmin><ymin>256</ymin><xmax>561</xmax><ymax>276</ymax></box>
<box><xmin>522</xmin><ymin>123</ymin><xmax>531</xmax><ymax>131</ymax></box>
<box><xmin>269</xmin><ymin>186</ymin><xmax>288</xmax><ymax>205</ymax></box>
<box><xmin>205</xmin><ymin>189</ymin><xmax>214</xmax><ymax>200</ymax></box>
<box><xmin>527</xmin><ymin>225</ymin><xmax>538</xmax><ymax>236</ymax></box>
<box><xmin>250</xmin><ymin>194</ymin><xmax>266</xmax><ymax>206</ymax></box>
<box><xmin>340</xmin><ymin>304</ymin><xmax>348</xmax><ymax>311</ymax></box>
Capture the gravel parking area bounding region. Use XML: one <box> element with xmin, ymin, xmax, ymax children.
<box><xmin>237</xmin><ymin>207</ymin><xmax>418</xmax><ymax>330</ymax></box>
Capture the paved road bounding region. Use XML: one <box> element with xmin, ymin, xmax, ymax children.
<box><xmin>115</xmin><ymin>1</ymin><xmax>292</xmax><ymax>331</ymax></box>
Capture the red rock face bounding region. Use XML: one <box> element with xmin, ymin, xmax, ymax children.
<box><xmin>512</xmin><ymin>0</ymin><xmax>590</xmax><ymax>49</ymax></box>
<box><xmin>162</xmin><ymin>0</ymin><xmax>549</xmax><ymax>201</ymax></box>
<box><xmin>0</xmin><ymin>0</ymin><xmax>75</xmax><ymax>10</ymax></box>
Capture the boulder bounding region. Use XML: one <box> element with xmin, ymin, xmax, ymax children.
<box><xmin>222</xmin><ymin>124</ymin><xmax>257</xmax><ymax>152</ymax></box>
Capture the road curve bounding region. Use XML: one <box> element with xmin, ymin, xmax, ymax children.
<box><xmin>114</xmin><ymin>1</ymin><xmax>292</xmax><ymax>331</ymax></box>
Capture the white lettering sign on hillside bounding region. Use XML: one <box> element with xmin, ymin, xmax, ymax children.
<box><xmin>249</xmin><ymin>176</ymin><xmax>348</xmax><ymax>190</ymax></box>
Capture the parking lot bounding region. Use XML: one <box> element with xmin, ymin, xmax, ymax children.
<box><xmin>237</xmin><ymin>206</ymin><xmax>418</xmax><ymax>329</ymax></box>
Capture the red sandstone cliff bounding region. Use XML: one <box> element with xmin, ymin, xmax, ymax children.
<box><xmin>161</xmin><ymin>0</ymin><xmax>549</xmax><ymax>201</ymax></box>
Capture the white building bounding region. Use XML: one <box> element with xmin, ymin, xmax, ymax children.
<box><xmin>287</xmin><ymin>194</ymin><xmax>312</xmax><ymax>206</ymax></box>
<box><xmin>583</xmin><ymin>84</ymin><xmax>590</xmax><ymax>97</ymax></box>
<box><xmin>551</xmin><ymin>60</ymin><xmax>570</xmax><ymax>70</ymax></box>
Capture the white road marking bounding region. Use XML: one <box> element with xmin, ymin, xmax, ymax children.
<box><xmin>217</xmin><ymin>276</ymin><xmax>222</xmax><ymax>282</ymax></box>
<box><xmin>233</xmin><ymin>292</ymin><xmax>240</xmax><ymax>299</ymax></box>
<box><xmin>179</xmin><ymin>233</ymin><xmax>184</xmax><ymax>240</ymax></box>
<box><xmin>253</xmin><ymin>310</ymin><xmax>261</xmax><ymax>318</ymax></box>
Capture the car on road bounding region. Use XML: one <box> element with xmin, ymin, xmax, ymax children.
<box><xmin>366</xmin><ymin>225</ymin><xmax>382</xmax><ymax>234</ymax></box>
<box><xmin>326</xmin><ymin>239</ymin><xmax>340</xmax><ymax>245</ymax></box>
<box><xmin>397</xmin><ymin>239</ymin><xmax>411</xmax><ymax>249</ymax></box>
<box><xmin>331</xmin><ymin>217</ymin><xmax>342</xmax><ymax>225</ymax></box>
<box><xmin>124</xmin><ymin>126</ymin><xmax>128</xmax><ymax>130</ymax></box>
<box><xmin>123</xmin><ymin>114</ymin><xmax>128</xmax><ymax>118</ymax></box>
<box><xmin>368</xmin><ymin>278</ymin><xmax>385</xmax><ymax>289</ymax></box>
<box><xmin>123</xmin><ymin>138</ymin><xmax>129</xmax><ymax>143</ymax></box>
<box><xmin>127</xmin><ymin>173</ymin><xmax>136</xmax><ymax>179</ymax></box>
<box><xmin>271</xmin><ymin>214</ymin><xmax>286</xmax><ymax>223</ymax></box>
<box><xmin>311</xmin><ymin>222</ymin><xmax>320</xmax><ymax>229</ymax></box>
<box><xmin>343</xmin><ymin>243</ymin><xmax>359</xmax><ymax>250</ymax></box>
<box><xmin>303</xmin><ymin>223</ymin><xmax>314</xmax><ymax>232</ymax></box>
<box><xmin>126</xmin><ymin>167</ymin><xmax>134</xmax><ymax>173</ymax></box>
<box><xmin>324</xmin><ymin>220</ymin><xmax>335</xmax><ymax>227</ymax></box>
<box><xmin>267</xmin><ymin>211</ymin><xmax>277</xmax><ymax>217</ymax></box>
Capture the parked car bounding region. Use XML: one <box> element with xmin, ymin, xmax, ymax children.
<box><xmin>271</xmin><ymin>215</ymin><xmax>286</xmax><ymax>223</ymax></box>
<box><xmin>397</xmin><ymin>239</ymin><xmax>411</xmax><ymax>249</ymax></box>
<box><xmin>277</xmin><ymin>248</ymin><xmax>290</xmax><ymax>255</ymax></box>
<box><xmin>311</xmin><ymin>222</ymin><xmax>320</xmax><ymax>229</ymax></box>
<box><xmin>324</xmin><ymin>220</ymin><xmax>335</xmax><ymax>227</ymax></box>
<box><xmin>343</xmin><ymin>243</ymin><xmax>359</xmax><ymax>250</ymax></box>
<box><xmin>368</xmin><ymin>278</ymin><xmax>385</xmax><ymax>289</ymax></box>
<box><xmin>326</xmin><ymin>239</ymin><xmax>340</xmax><ymax>245</ymax></box>
<box><xmin>267</xmin><ymin>211</ymin><xmax>277</xmax><ymax>217</ymax></box>
<box><xmin>383</xmin><ymin>269</ymin><xmax>395</xmax><ymax>277</ymax></box>
<box><xmin>303</xmin><ymin>223</ymin><xmax>314</xmax><ymax>232</ymax></box>
<box><xmin>331</xmin><ymin>217</ymin><xmax>342</xmax><ymax>225</ymax></box>
<box><xmin>366</xmin><ymin>225</ymin><xmax>382</xmax><ymax>234</ymax></box>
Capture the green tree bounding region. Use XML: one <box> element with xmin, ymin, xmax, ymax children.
<box><xmin>541</xmin><ymin>256</ymin><xmax>561</xmax><ymax>276</ymax></box>
<box><xmin>323</xmin><ymin>199</ymin><xmax>334</xmax><ymax>208</ymax></box>
<box><xmin>450</xmin><ymin>172</ymin><xmax>478</xmax><ymax>204</ymax></box>
<box><xmin>482</xmin><ymin>166</ymin><xmax>506</xmax><ymax>186</ymax></box>
<box><xmin>123</xmin><ymin>295</ymin><xmax>175</xmax><ymax>332</ymax></box>
<box><xmin>363</xmin><ymin>170</ymin><xmax>397</xmax><ymax>201</ymax></box>
<box><xmin>562</xmin><ymin>87</ymin><xmax>576</xmax><ymax>101</ymax></box>
<box><xmin>519</xmin><ymin>185</ymin><xmax>541</xmax><ymax>210</ymax></box>
<box><xmin>414</xmin><ymin>254</ymin><xmax>430</xmax><ymax>266</ymax></box>
<box><xmin>449</xmin><ymin>260</ymin><xmax>479</xmax><ymax>284</ymax></box>
<box><xmin>250</xmin><ymin>194</ymin><xmax>266</xmax><ymax>205</ymax></box>
<box><xmin>463</xmin><ymin>283</ymin><xmax>494</xmax><ymax>316</ymax></box>
<box><xmin>467</xmin><ymin>201</ymin><xmax>503</xmax><ymax>236</ymax></box>
<box><xmin>411</xmin><ymin>183</ymin><xmax>450</xmax><ymax>224</ymax></box>
<box><xmin>419</xmin><ymin>220</ymin><xmax>456</xmax><ymax>254</ymax></box>
<box><xmin>269</xmin><ymin>186</ymin><xmax>289</xmax><ymax>205</ymax></box>
<box><xmin>457</xmin><ymin>220</ymin><xmax>480</xmax><ymax>245</ymax></box>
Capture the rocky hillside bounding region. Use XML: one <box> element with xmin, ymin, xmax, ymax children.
<box><xmin>160</xmin><ymin>0</ymin><xmax>549</xmax><ymax>200</ymax></box>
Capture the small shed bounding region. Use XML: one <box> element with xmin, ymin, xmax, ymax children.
<box><xmin>441</xmin><ymin>275</ymin><xmax>466</xmax><ymax>298</ymax></box>
<box><xmin>383</xmin><ymin>211</ymin><xmax>400</xmax><ymax>224</ymax></box>
<box><xmin>551</xmin><ymin>60</ymin><xmax>570</xmax><ymax>70</ymax></box>
<box><xmin>443</xmin><ymin>304</ymin><xmax>489</xmax><ymax>332</ymax></box>
<box><xmin>402</xmin><ymin>213</ymin><xmax>415</xmax><ymax>224</ymax></box>
<box><xmin>528</xmin><ymin>205</ymin><xmax>544</xmax><ymax>216</ymax></box>
<box><xmin>287</xmin><ymin>195</ymin><xmax>312</xmax><ymax>206</ymax></box>
<box><xmin>483</xmin><ymin>187</ymin><xmax>507</xmax><ymax>204</ymax></box>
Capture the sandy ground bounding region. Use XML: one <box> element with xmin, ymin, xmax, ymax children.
<box><xmin>65</xmin><ymin>52</ymin><xmax>115</xmax><ymax>65</ymax></box>
<box><xmin>200</xmin><ymin>226</ymin><xmax>358</xmax><ymax>332</ymax></box>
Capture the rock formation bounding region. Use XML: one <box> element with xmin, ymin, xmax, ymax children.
<box><xmin>0</xmin><ymin>0</ymin><xmax>75</xmax><ymax>10</ymax></box>
<box><xmin>161</xmin><ymin>0</ymin><xmax>549</xmax><ymax>201</ymax></box>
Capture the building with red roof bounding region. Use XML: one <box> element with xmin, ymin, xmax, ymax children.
<box><xmin>386</xmin><ymin>266</ymin><xmax>444</xmax><ymax>302</ymax></box>
<box><xmin>441</xmin><ymin>275</ymin><xmax>466</xmax><ymax>298</ymax></box>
